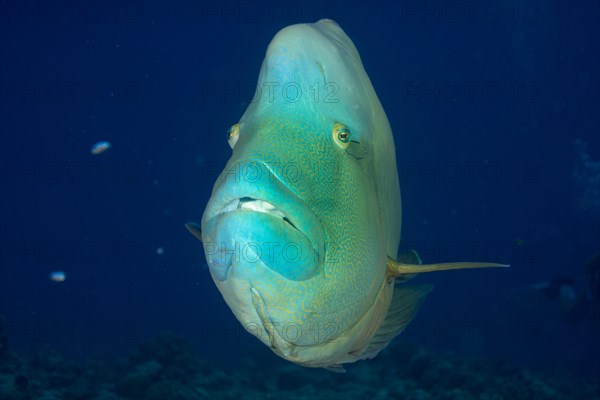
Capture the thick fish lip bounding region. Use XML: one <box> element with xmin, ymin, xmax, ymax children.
<box><xmin>204</xmin><ymin>196</ymin><xmax>321</xmax><ymax>257</ymax></box>
<box><xmin>201</xmin><ymin>160</ymin><xmax>326</xmax><ymax>278</ymax></box>
<box><xmin>214</xmin><ymin>197</ymin><xmax>301</xmax><ymax>232</ymax></box>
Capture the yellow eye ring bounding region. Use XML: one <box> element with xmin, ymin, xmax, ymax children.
<box><xmin>332</xmin><ymin>122</ymin><xmax>351</xmax><ymax>149</ymax></box>
<box><xmin>227</xmin><ymin>123</ymin><xmax>240</xmax><ymax>149</ymax></box>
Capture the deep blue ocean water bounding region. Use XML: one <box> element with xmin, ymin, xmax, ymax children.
<box><xmin>1</xmin><ymin>0</ymin><xmax>599</xmax><ymax>394</ymax></box>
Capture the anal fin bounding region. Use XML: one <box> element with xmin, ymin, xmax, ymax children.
<box><xmin>324</xmin><ymin>364</ymin><xmax>346</xmax><ymax>373</ymax></box>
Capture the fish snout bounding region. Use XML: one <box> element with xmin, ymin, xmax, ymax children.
<box><xmin>202</xmin><ymin>197</ymin><xmax>323</xmax><ymax>282</ymax></box>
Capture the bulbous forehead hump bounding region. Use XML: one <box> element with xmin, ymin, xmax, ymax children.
<box><xmin>248</xmin><ymin>19</ymin><xmax>375</xmax><ymax>139</ymax></box>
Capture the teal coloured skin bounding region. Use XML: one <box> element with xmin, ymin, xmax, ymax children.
<box><xmin>201</xmin><ymin>19</ymin><xmax>405</xmax><ymax>370</ymax></box>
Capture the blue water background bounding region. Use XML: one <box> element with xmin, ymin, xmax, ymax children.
<box><xmin>0</xmin><ymin>0</ymin><xmax>598</xmax><ymax>377</ymax></box>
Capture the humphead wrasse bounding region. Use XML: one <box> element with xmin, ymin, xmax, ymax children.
<box><xmin>187</xmin><ymin>19</ymin><xmax>507</xmax><ymax>372</ymax></box>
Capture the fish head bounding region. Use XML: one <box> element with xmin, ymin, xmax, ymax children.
<box><xmin>200</xmin><ymin>20</ymin><xmax>391</xmax><ymax>363</ymax></box>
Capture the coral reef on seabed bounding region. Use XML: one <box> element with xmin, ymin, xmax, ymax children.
<box><xmin>0</xmin><ymin>318</ymin><xmax>598</xmax><ymax>400</ymax></box>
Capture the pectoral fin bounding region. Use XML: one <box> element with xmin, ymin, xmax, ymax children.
<box><xmin>387</xmin><ymin>257</ymin><xmax>509</xmax><ymax>277</ymax></box>
<box><xmin>394</xmin><ymin>249</ymin><xmax>422</xmax><ymax>283</ymax></box>
<box><xmin>185</xmin><ymin>222</ymin><xmax>203</xmax><ymax>241</ymax></box>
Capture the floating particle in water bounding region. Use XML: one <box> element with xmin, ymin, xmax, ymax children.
<box><xmin>156</xmin><ymin>247</ymin><xmax>165</xmax><ymax>255</ymax></box>
<box><xmin>49</xmin><ymin>271</ymin><xmax>66</xmax><ymax>282</ymax></box>
<box><xmin>91</xmin><ymin>141</ymin><xmax>111</xmax><ymax>155</ymax></box>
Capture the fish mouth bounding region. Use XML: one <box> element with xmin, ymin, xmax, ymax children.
<box><xmin>201</xmin><ymin>163</ymin><xmax>326</xmax><ymax>282</ymax></box>
<box><xmin>220</xmin><ymin>197</ymin><xmax>301</xmax><ymax>232</ymax></box>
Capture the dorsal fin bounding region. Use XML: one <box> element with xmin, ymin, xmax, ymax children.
<box><xmin>360</xmin><ymin>284</ymin><xmax>433</xmax><ymax>360</ymax></box>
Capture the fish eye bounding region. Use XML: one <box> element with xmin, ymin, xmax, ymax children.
<box><xmin>332</xmin><ymin>122</ymin><xmax>351</xmax><ymax>149</ymax></box>
<box><xmin>227</xmin><ymin>123</ymin><xmax>240</xmax><ymax>149</ymax></box>
<box><xmin>338</xmin><ymin>130</ymin><xmax>349</xmax><ymax>142</ymax></box>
